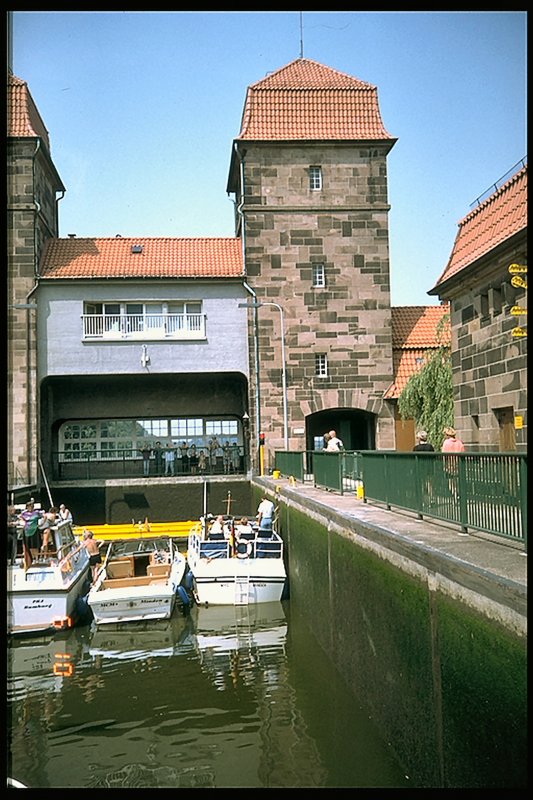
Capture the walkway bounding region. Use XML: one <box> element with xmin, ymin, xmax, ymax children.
<box><xmin>255</xmin><ymin>475</ymin><xmax>527</xmax><ymax>634</ymax></box>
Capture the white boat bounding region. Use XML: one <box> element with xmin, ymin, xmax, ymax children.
<box><xmin>7</xmin><ymin>520</ymin><xmax>91</xmax><ymax>637</ymax></box>
<box><xmin>87</xmin><ymin>536</ymin><xmax>187</xmax><ymax>625</ymax></box>
<box><xmin>186</xmin><ymin>516</ymin><xmax>287</xmax><ymax>606</ymax></box>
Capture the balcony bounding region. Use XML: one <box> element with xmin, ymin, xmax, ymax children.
<box><xmin>82</xmin><ymin>313</ymin><xmax>206</xmax><ymax>341</ymax></box>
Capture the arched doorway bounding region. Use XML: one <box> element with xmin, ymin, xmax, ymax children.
<box><xmin>306</xmin><ymin>409</ymin><xmax>376</xmax><ymax>451</ymax></box>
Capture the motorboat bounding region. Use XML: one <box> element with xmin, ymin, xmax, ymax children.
<box><xmin>7</xmin><ymin>520</ymin><xmax>91</xmax><ymax>637</ymax></box>
<box><xmin>87</xmin><ymin>536</ymin><xmax>187</xmax><ymax>625</ymax></box>
<box><xmin>186</xmin><ymin>515</ymin><xmax>287</xmax><ymax>606</ymax></box>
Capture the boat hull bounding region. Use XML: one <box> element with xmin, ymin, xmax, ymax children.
<box><xmin>89</xmin><ymin>583</ymin><xmax>179</xmax><ymax>625</ymax></box>
<box><xmin>187</xmin><ymin>530</ymin><xmax>287</xmax><ymax>606</ymax></box>
<box><xmin>7</xmin><ymin>562</ymin><xmax>90</xmax><ymax>636</ymax></box>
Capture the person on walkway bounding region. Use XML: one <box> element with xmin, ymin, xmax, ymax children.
<box><xmin>326</xmin><ymin>430</ymin><xmax>344</xmax><ymax>452</ymax></box>
<box><xmin>153</xmin><ymin>441</ymin><xmax>164</xmax><ymax>476</ymax></box>
<box><xmin>189</xmin><ymin>444</ymin><xmax>198</xmax><ymax>474</ymax></box>
<box><xmin>257</xmin><ymin>495</ymin><xmax>275</xmax><ymax>533</ymax></box>
<box><xmin>413</xmin><ymin>431</ymin><xmax>434</xmax><ymax>452</ymax></box>
<box><xmin>198</xmin><ymin>449</ymin><xmax>207</xmax><ymax>474</ymax></box>
<box><xmin>441</xmin><ymin>427</ymin><xmax>465</xmax><ymax>499</ymax></box>
<box><xmin>81</xmin><ymin>529</ymin><xmax>103</xmax><ymax>582</ymax></box>
<box><xmin>322</xmin><ymin>432</ymin><xmax>331</xmax><ymax>450</ymax></box>
<box><xmin>139</xmin><ymin>443</ymin><xmax>152</xmax><ymax>477</ymax></box>
<box><xmin>164</xmin><ymin>444</ymin><xmax>176</xmax><ymax>476</ymax></box>
<box><xmin>59</xmin><ymin>503</ymin><xmax>73</xmax><ymax>524</ymax></box>
<box><xmin>180</xmin><ymin>441</ymin><xmax>189</xmax><ymax>474</ymax></box>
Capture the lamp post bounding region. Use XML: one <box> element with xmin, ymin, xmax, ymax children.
<box><xmin>238</xmin><ymin>300</ymin><xmax>289</xmax><ymax>451</ymax></box>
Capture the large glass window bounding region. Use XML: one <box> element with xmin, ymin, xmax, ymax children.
<box><xmin>58</xmin><ymin>417</ymin><xmax>242</xmax><ymax>461</ymax></box>
<box><xmin>82</xmin><ymin>301</ymin><xmax>205</xmax><ymax>340</ymax></box>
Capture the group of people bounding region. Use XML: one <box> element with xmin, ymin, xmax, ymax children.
<box><xmin>323</xmin><ymin>430</ymin><xmax>344</xmax><ymax>452</ymax></box>
<box><xmin>413</xmin><ymin>427</ymin><xmax>465</xmax><ymax>499</ymax></box>
<box><xmin>412</xmin><ymin>427</ymin><xmax>465</xmax><ymax>454</ymax></box>
<box><xmin>8</xmin><ymin>501</ymin><xmax>74</xmax><ymax>565</ymax></box>
<box><xmin>206</xmin><ymin>495</ymin><xmax>276</xmax><ymax>543</ymax></box>
<box><xmin>139</xmin><ymin>438</ymin><xmax>241</xmax><ymax>477</ymax></box>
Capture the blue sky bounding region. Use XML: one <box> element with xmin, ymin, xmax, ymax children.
<box><xmin>10</xmin><ymin>10</ymin><xmax>527</xmax><ymax>306</ymax></box>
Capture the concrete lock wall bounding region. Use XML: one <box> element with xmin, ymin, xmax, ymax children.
<box><xmin>271</xmin><ymin>494</ymin><xmax>526</xmax><ymax>789</ymax></box>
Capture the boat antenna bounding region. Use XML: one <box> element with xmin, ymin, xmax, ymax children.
<box><xmin>226</xmin><ymin>491</ymin><xmax>232</xmax><ymax>516</ymax></box>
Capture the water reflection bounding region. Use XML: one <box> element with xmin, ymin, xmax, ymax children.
<box><xmin>7</xmin><ymin>602</ymin><xmax>409</xmax><ymax>788</ymax></box>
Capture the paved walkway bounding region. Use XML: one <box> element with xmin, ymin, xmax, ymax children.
<box><xmin>256</xmin><ymin>475</ymin><xmax>527</xmax><ymax>628</ymax></box>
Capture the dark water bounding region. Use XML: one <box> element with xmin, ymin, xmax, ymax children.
<box><xmin>7</xmin><ymin>601</ymin><xmax>412</xmax><ymax>789</ymax></box>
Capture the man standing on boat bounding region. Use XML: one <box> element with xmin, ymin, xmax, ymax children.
<box><xmin>257</xmin><ymin>496</ymin><xmax>275</xmax><ymax>533</ymax></box>
<box><xmin>18</xmin><ymin>501</ymin><xmax>43</xmax><ymax>565</ymax></box>
<box><xmin>81</xmin><ymin>529</ymin><xmax>103</xmax><ymax>583</ymax></box>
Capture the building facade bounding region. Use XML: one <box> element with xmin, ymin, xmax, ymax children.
<box><xmin>429</xmin><ymin>164</ymin><xmax>527</xmax><ymax>452</ymax></box>
<box><xmin>227</xmin><ymin>59</ymin><xmax>398</xmax><ymax>462</ymax></box>
<box><xmin>7</xmin><ymin>73</ymin><xmax>65</xmax><ymax>493</ymax></box>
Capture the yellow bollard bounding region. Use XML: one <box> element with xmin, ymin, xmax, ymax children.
<box><xmin>273</xmin><ymin>470</ymin><xmax>281</xmax><ymax>480</ymax></box>
<box><xmin>355</xmin><ymin>480</ymin><xmax>365</xmax><ymax>500</ymax></box>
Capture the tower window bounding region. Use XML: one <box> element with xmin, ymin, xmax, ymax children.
<box><xmin>315</xmin><ymin>353</ymin><xmax>328</xmax><ymax>377</ymax></box>
<box><xmin>312</xmin><ymin>264</ymin><xmax>326</xmax><ymax>288</ymax></box>
<box><xmin>309</xmin><ymin>166</ymin><xmax>322</xmax><ymax>191</ymax></box>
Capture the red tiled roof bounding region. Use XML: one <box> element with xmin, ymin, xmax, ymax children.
<box><xmin>384</xmin><ymin>305</ymin><xmax>450</xmax><ymax>399</ymax></box>
<box><xmin>237</xmin><ymin>58</ymin><xmax>395</xmax><ymax>142</ymax></box>
<box><xmin>39</xmin><ymin>237</ymin><xmax>244</xmax><ymax>279</ymax></box>
<box><xmin>7</xmin><ymin>72</ymin><xmax>51</xmax><ymax>150</ymax></box>
<box><xmin>432</xmin><ymin>165</ymin><xmax>527</xmax><ymax>289</ymax></box>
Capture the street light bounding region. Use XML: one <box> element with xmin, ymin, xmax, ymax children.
<box><xmin>239</xmin><ymin>300</ymin><xmax>289</xmax><ymax>450</ymax></box>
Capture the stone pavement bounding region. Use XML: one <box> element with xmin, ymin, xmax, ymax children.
<box><xmin>256</xmin><ymin>475</ymin><xmax>527</xmax><ymax>632</ymax></box>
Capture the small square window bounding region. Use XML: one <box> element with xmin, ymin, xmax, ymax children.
<box><xmin>309</xmin><ymin>166</ymin><xmax>322</xmax><ymax>191</ymax></box>
<box><xmin>315</xmin><ymin>353</ymin><xmax>328</xmax><ymax>377</ymax></box>
<box><xmin>312</xmin><ymin>264</ymin><xmax>326</xmax><ymax>288</ymax></box>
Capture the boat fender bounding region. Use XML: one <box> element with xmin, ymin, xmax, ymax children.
<box><xmin>177</xmin><ymin>585</ymin><xmax>191</xmax><ymax>607</ymax></box>
<box><xmin>236</xmin><ymin>540</ymin><xmax>252</xmax><ymax>559</ymax></box>
<box><xmin>185</xmin><ymin>570</ymin><xmax>194</xmax><ymax>590</ymax></box>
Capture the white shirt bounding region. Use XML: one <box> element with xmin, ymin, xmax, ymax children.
<box><xmin>326</xmin><ymin>436</ymin><xmax>343</xmax><ymax>452</ymax></box>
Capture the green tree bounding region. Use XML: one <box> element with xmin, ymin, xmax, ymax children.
<box><xmin>397</xmin><ymin>315</ymin><xmax>453</xmax><ymax>450</ymax></box>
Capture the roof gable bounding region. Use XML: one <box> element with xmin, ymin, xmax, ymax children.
<box><xmin>433</xmin><ymin>165</ymin><xmax>527</xmax><ymax>289</ymax></box>
<box><xmin>384</xmin><ymin>305</ymin><xmax>450</xmax><ymax>399</ymax></box>
<box><xmin>39</xmin><ymin>237</ymin><xmax>244</xmax><ymax>279</ymax></box>
<box><xmin>7</xmin><ymin>72</ymin><xmax>51</xmax><ymax>151</ymax></box>
<box><xmin>237</xmin><ymin>57</ymin><xmax>395</xmax><ymax>142</ymax></box>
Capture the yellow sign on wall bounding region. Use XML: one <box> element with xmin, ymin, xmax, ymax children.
<box><xmin>514</xmin><ymin>415</ymin><xmax>523</xmax><ymax>430</ymax></box>
<box><xmin>508</xmin><ymin>263</ymin><xmax>528</xmax><ymax>274</ymax></box>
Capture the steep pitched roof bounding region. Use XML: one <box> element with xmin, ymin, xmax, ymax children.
<box><xmin>39</xmin><ymin>237</ymin><xmax>244</xmax><ymax>279</ymax></box>
<box><xmin>236</xmin><ymin>57</ymin><xmax>395</xmax><ymax>142</ymax></box>
<box><xmin>7</xmin><ymin>72</ymin><xmax>51</xmax><ymax>151</ymax></box>
<box><xmin>384</xmin><ymin>305</ymin><xmax>450</xmax><ymax>399</ymax></box>
<box><xmin>432</xmin><ymin>165</ymin><xmax>527</xmax><ymax>290</ymax></box>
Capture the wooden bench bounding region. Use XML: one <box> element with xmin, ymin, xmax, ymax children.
<box><xmin>147</xmin><ymin>563</ymin><xmax>171</xmax><ymax>578</ymax></box>
<box><xmin>106</xmin><ymin>558</ymin><xmax>135</xmax><ymax>579</ymax></box>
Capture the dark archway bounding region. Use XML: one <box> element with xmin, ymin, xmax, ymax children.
<box><xmin>306</xmin><ymin>409</ymin><xmax>376</xmax><ymax>451</ymax></box>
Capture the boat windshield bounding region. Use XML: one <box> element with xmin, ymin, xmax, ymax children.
<box><xmin>111</xmin><ymin>538</ymin><xmax>171</xmax><ymax>556</ymax></box>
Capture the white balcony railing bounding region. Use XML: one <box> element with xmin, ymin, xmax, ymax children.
<box><xmin>82</xmin><ymin>313</ymin><xmax>206</xmax><ymax>340</ymax></box>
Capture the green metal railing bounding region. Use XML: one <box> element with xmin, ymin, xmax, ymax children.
<box><xmin>274</xmin><ymin>450</ymin><xmax>527</xmax><ymax>549</ymax></box>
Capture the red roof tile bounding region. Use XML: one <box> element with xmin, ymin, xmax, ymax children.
<box><xmin>237</xmin><ymin>58</ymin><xmax>395</xmax><ymax>142</ymax></box>
<box><xmin>39</xmin><ymin>237</ymin><xmax>244</xmax><ymax>279</ymax></box>
<box><xmin>7</xmin><ymin>72</ymin><xmax>51</xmax><ymax>151</ymax></box>
<box><xmin>384</xmin><ymin>305</ymin><xmax>450</xmax><ymax>399</ymax></box>
<box><xmin>433</xmin><ymin>165</ymin><xmax>527</xmax><ymax>288</ymax></box>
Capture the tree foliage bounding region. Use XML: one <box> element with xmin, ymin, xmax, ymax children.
<box><xmin>397</xmin><ymin>314</ymin><xmax>454</xmax><ymax>450</ymax></box>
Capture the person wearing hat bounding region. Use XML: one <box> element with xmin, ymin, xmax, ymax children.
<box><xmin>442</xmin><ymin>427</ymin><xmax>465</xmax><ymax>500</ymax></box>
<box><xmin>413</xmin><ymin>431</ymin><xmax>434</xmax><ymax>452</ymax></box>
<box><xmin>442</xmin><ymin>427</ymin><xmax>465</xmax><ymax>453</ymax></box>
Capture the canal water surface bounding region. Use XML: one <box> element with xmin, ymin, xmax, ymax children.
<box><xmin>7</xmin><ymin>601</ymin><xmax>413</xmax><ymax>789</ymax></box>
